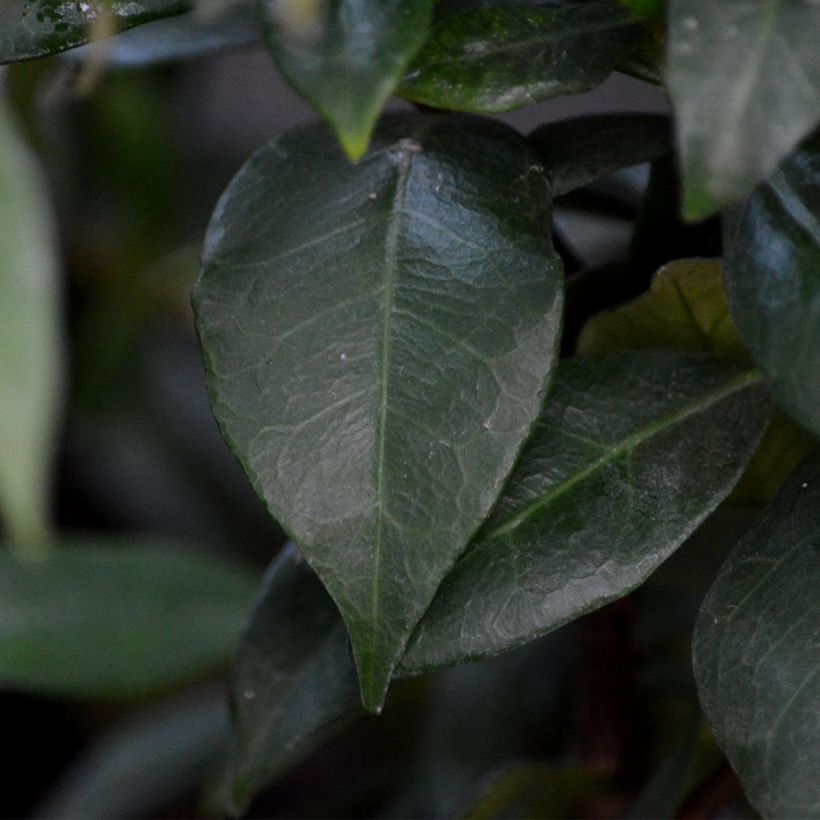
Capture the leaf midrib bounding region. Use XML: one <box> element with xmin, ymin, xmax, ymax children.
<box><xmin>368</xmin><ymin>144</ymin><xmax>416</xmax><ymax>678</ymax></box>
<box><xmin>483</xmin><ymin>366</ymin><xmax>761</xmax><ymax>542</ymax></box>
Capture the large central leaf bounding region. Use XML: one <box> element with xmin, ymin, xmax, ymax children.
<box><xmin>194</xmin><ymin>114</ymin><xmax>563</xmax><ymax>711</ymax></box>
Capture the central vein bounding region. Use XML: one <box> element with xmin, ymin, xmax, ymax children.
<box><xmin>370</xmin><ymin>144</ymin><xmax>416</xmax><ymax>661</ymax></box>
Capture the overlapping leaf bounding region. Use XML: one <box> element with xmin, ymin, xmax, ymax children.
<box><xmin>399</xmin><ymin>1</ymin><xmax>643</xmax><ymax>112</ymax></box>
<box><xmin>693</xmin><ymin>452</ymin><xmax>820</xmax><ymax>818</ymax></box>
<box><xmin>724</xmin><ymin>137</ymin><xmax>820</xmax><ymax>439</ymax></box>
<box><xmin>528</xmin><ymin>114</ymin><xmax>670</xmax><ymax>199</ymax></box>
<box><xmin>576</xmin><ymin>260</ymin><xmax>813</xmax><ymax>504</ymax></box>
<box><xmin>0</xmin><ymin>102</ymin><xmax>61</xmax><ymax>552</ymax></box>
<box><xmin>400</xmin><ymin>352</ymin><xmax>770</xmax><ymax>673</ymax></box>
<box><xmin>257</xmin><ymin>0</ymin><xmax>433</xmax><ymax>160</ymax></box>
<box><xmin>0</xmin><ymin>540</ymin><xmax>256</xmax><ymax>698</ymax></box>
<box><xmin>227</xmin><ymin>545</ymin><xmax>360</xmax><ymax>816</ymax></box>
<box><xmin>194</xmin><ymin>113</ymin><xmax>563</xmax><ymax>711</ymax></box>
<box><xmin>0</xmin><ymin>0</ymin><xmax>188</xmax><ymax>63</ymax></box>
<box><xmin>666</xmin><ymin>0</ymin><xmax>820</xmax><ymax>219</ymax></box>
<box><xmin>226</xmin><ymin>352</ymin><xmax>770</xmax><ymax>803</ymax></box>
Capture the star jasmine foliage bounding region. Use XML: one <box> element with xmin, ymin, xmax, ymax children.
<box><xmin>1</xmin><ymin>0</ymin><xmax>818</xmax><ymax>816</ymax></box>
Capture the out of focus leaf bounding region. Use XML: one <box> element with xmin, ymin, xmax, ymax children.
<box><xmin>724</xmin><ymin>136</ymin><xmax>820</xmax><ymax>439</ymax></box>
<box><xmin>528</xmin><ymin>114</ymin><xmax>670</xmax><ymax>198</ymax></box>
<box><xmin>257</xmin><ymin>0</ymin><xmax>433</xmax><ymax>160</ymax></box>
<box><xmin>693</xmin><ymin>451</ymin><xmax>820</xmax><ymax>818</ymax></box>
<box><xmin>399</xmin><ymin>2</ymin><xmax>643</xmax><ymax>112</ymax></box>
<box><xmin>666</xmin><ymin>0</ymin><xmax>820</xmax><ymax>219</ymax></box>
<box><xmin>0</xmin><ymin>540</ymin><xmax>256</xmax><ymax>699</ymax></box>
<box><xmin>66</xmin><ymin>3</ymin><xmax>259</xmax><ymax>66</ymax></box>
<box><xmin>0</xmin><ymin>101</ymin><xmax>61</xmax><ymax>554</ymax></box>
<box><xmin>227</xmin><ymin>545</ymin><xmax>360</xmax><ymax>817</ymax></box>
<box><xmin>466</xmin><ymin>765</ymin><xmax>607</xmax><ymax>819</ymax></box>
<box><xmin>36</xmin><ymin>688</ymin><xmax>227</xmax><ymax>819</ymax></box>
<box><xmin>0</xmin><ymin>0</ymin><xmax>188</xmax><ymax>62</ymax></box>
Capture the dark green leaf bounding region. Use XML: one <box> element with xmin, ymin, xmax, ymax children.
<box><xmin>724</xmin><ymin>137</ymin><xmax>820</xmax><ymax>439</ymax></box>
<box><xmin>577</xmin><ymin>259</ymin><xmax>814</xmax><ymax>504</ymax></box>
<box><xmin>0</xmin><ymin>540</ymin><xmax>256</xmax><ymax>698</ymax></box>
<box><xmin>227</xmin><ymin>545</ymin><xmax>360</xmax><ymax>817</ymax></box>
<box><xmin>0</xmin><ymin>0</ymin><xmax>188</xmax><ymax>63</ymax></box>
<box><xmin>398</xmin><ymin>2</ymin><xmax>643</xmax><ymax>113</ymax></box>
<box><xmin>257</xmin><ymin>0</ymin><xmax>433</xmax><ymax>160</ymax></box>
<box><xmin>65</xmin><ymin>3</ymin><xmax>259</xmax><ymax>66</ymax></box>
<box><xmin>0</xmin><ymin>102</ymin><xmax>61</xmax><ymax>554</ymax></box>
<box><xmin>528</xmin><ymin>113</ymin><xmax>670</xmax><ymax>198</ymax></box>
<box><xmin>693</xmin><ymin>451</ymin><xmax>820</xmax><ymax>818</ymax></box>
<box><xmin>193</xmin><ymin>113</ymin><xmax>563</xmax><ymax>712</ymax></box>
<box><xmin>666</xmin><ymin>0</ymin><xmax>820</xmax><ymax>219</ymax></box>
<box><xmin>399</xmin><ymin>352</ymin><xmax>770</xmax><ymax>674</ymax></box>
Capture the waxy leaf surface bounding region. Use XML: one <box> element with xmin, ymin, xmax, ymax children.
<box><xmin>724</xmin><ymin>138</ymin><xmax>820</xmax><ymax>439</ymax></box>
<box><xmin>399</xmin><ymin>2</ymin><xmax>642</xmax><ymax>112</ymax></box>
<box><xmin>528</xmin><ymin>113</ymin><xmax>670</xmax><ymax>198</ymax></box>
<box><xmin>0</xmin><ymin>0</ymin><xmax>187</xmax><ymax>62</ymax></box>
<box><xmin>258</xmin><ymin>0</ymin><xmax>433</xmax><ymax>160</ymax></box>
<box><xmin>194</xmin><ymin>114</ymin><xmax>563</xmax><ymax>711</ymax></box>
<box><xmin>693</xmin><ymin>452</ymin><xmax>820</xmax><ymax>818</ymax></box>
<box><xmin>0</xmin><ymin>540</ymin><xmax>256</xmax><ymax>698</ymax></box>
<box><xmin>0</xmin><ymin>103</ymin><xmax>61</xmax><ymax>550</ymax></box>
<box><xmin>399</xmin><ymin>352</ymin><xmax>770</xmax><ymax>673</ymax></box>
<box><xmin>666</xmin><ymin>0</ymin><xmax>820</xmax><ymax>219</ymax></box>
<box><xmin>227</xmin><ymin>545</ymin><xmax>360</xmax><ymax>816</ymax></box>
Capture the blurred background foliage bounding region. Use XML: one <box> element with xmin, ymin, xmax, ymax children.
<box><xmin>0</xmin><ymin>33</ymin><xmax>764</xmax><ymax>819</ymax></box>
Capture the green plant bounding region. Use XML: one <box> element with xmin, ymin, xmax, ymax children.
<box><xmin>1</xmin><ymin>0</ymin><xmax>818</xmax><ymax>817</ymax></box>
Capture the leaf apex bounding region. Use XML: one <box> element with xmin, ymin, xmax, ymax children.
<box><xmin>336</xmin><ymin>126</ymin><xmax>373</xmax><ymax>163</ymax></box>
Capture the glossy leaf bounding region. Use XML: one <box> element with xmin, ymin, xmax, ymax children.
<box><xmin>693</xmin><ymin>452</ymin><xmax>820</xmax><ymax>817</ymax></box>
<box><xmin>576</xmin><ymin>259</ymin><xmax>814</xmax><ymax>504</ymax></box>
<box><xmin>227</xmin><ymin>545</ymin><xmax>360</xmax><ymax>816</ymax></box>
<box><xmin>0</xmin><ymin>540</ymin><xmax>256</xmax><ymax>698</ymax></box>
<box><xmin>0</xmin><ymin>102</ymin><xmax>61</xmax><ymax>553</ymax></box>
<box><xmin>257</xmin><ymin>0</ymin><xmax>433</xmax><ymax>160</ymax></box>
<box><xmin>0</xmin><ymin>0</ymin><xmax>188</xmax><ymax>63</ymax></box>
<box><xmin>193</xmin><ymin>114</ymin><xmax>563</xmax><ymax>711</ymax></box>
<box><xmin>65</xmin><ymin>3</ymin><xmax>259</xmax><ymax>66</ymax></box>
<box><xmin>398</xmin><ymin>2</ymin><xmax>643</xmax><ymax>113</ymax></box>
<box><xmin>666</xmin><ymin>0</ymin><xmax>820</xmax><ymax>219</ymax></box>
<box><xmin>528</xmin><ymin>113</ymin><xmax>670</xmax><ymax>198</ymax></box>
<box><xmin>399</xmin><ymin>352</ymin><xmax>770</xmax><ymax>674</ymax></box>
<box><xmin>578</xmin><ymin>259</ymin><xmax>745</xmax><ymax>358</ymax></box>
<box><xmin>724</xmin><ymin>138</ymin><xmax>820</xmax><ymax>439</ymax></box>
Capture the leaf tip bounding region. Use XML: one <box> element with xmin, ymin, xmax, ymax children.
<box><xmin>337</xmin><ymin>127</ymin><xmax>372</xmax><ymax>163</ymax></box>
